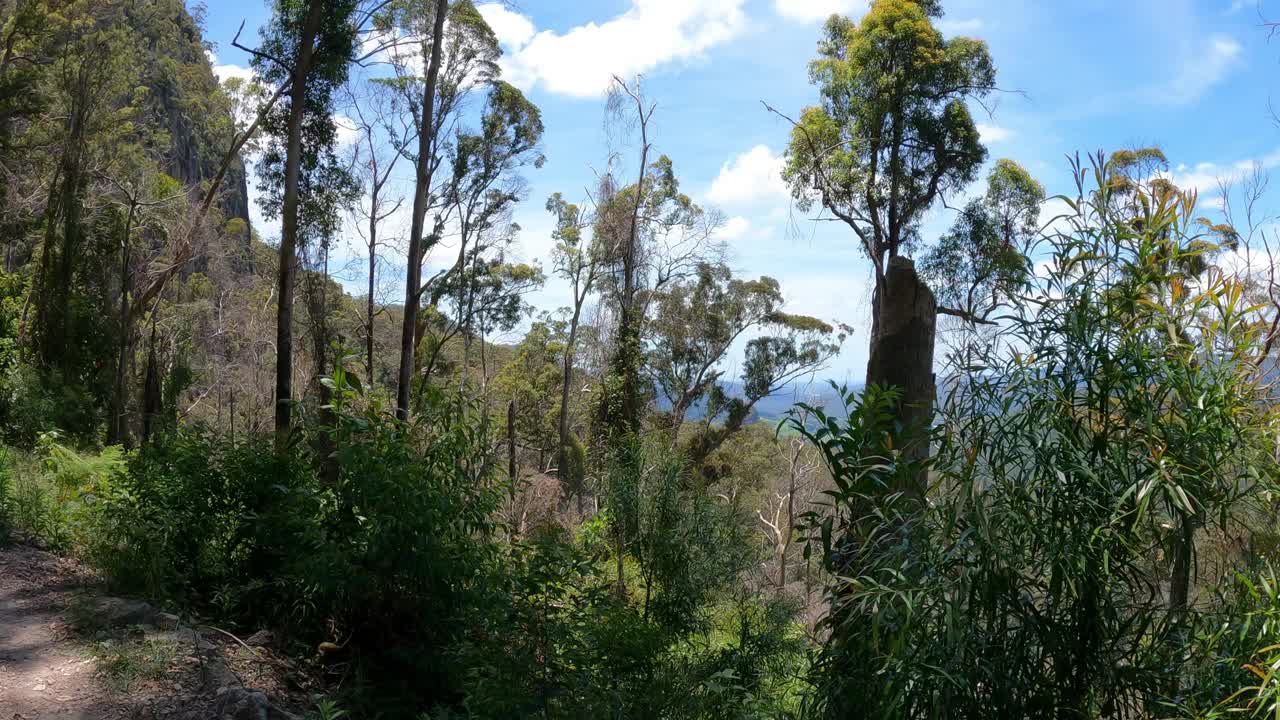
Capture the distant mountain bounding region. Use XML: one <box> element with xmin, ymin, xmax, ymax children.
<box><xmin>670</xmin><ymin>380</ymin><xmax>859</xmax><ymax>425</ymax></box>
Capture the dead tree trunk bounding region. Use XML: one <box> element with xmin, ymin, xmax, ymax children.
<box><xmin>865</xmin><ymin>256</ymin><xmax>936</xmax><ymax>496</ymax></box>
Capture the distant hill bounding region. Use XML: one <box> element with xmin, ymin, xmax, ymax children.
<box><xmin>670</xmin><ymin>380</ymin><xmax>859</xmax><ymax>425</ymax></box>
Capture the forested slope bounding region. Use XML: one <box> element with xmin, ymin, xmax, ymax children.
<box><xmin>5</xmin><ymin>1</ymin><xmax>1280</xmax><ymax>719</ymax></box>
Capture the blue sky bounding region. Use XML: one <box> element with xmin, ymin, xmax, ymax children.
<box><xmin>199</xmin><ymin>0</ymin><xmax>1280</xmax><ymax>382</ymax></box>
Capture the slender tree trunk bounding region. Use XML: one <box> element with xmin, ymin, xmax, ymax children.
<box><xmin>23</xmin><ymin>166</ymin><xmax>61</xmax><ymax>358</ymax></box>
<box><xmin>865</xmin><ymin>256</ymin><xmax>937</xmax><ymax>497</ymax></box>
<box><xmin>275</xmin><ymin>0</ymin><xmax>326</xmax><ymax>448</ymax></box>
<box><xmin>0</xmin><ymin>8</ymin><xmax>17</xmax><ymax>275</ymax></box>
<box><xmin>306</xmin><ymin>246</ymin><xmax>338</xmax><ymax>485</ymax></box>
<box><xmin>558</xmin><ymin>303</ymin><xmax>582</xmax><ymax>509</ymax></box>
<box><xmin>51</xmin><ymin>111</ymin><xmax>85</xmax><ymax>370</ymax></box>
<box><xmin>781</xmin><ymin>443</ymin><xmax>802</xmax><ymax>587</ymax></box>
<box><xmin>615</xmin><ymin>526</ymin><xmax>627</xmax><ymax>600</ymax></box>
<box><xmin>396</xmin><ymin>0</ymin><xmax>449</xmax><ymax>420</ymax></box>
<box><xmin>366</xmin><ymin>208</ymin><xmax>377</xmax><ymax>388</ymax></box>
<box><xmin>507</xmin><ymin>399</ymin><xmax>517</xmax><ymax>486</ymax></box>
<box><xmin>1169</xmin><ymin>512</ymin><xmax>1197</xmax><ymax>613</ymax></box>
<box><xmin>141</xmin><ymin>322</ymin><xmax>161</xmax><ymax>443</ymax></box>
<box><xmin>108</xmin><ymin>203</ymin><xmax>136</xmax><ymax>445</ymax></box>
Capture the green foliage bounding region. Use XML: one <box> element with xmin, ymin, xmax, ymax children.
<box><xmin>455</xmin><ymin>456</ymin><xmax>803</xmax><ymax>712</ymax></box>
<box><xmin>920</xmin><ymin>158</ymin><xmax>1045</xmax><ymax>318</ymax></box>
<box><xmin>81</xmin><ymin>374</ymin><xmax>502</xmax><ymax>712</ymax></box>
<box><xmin>0</xmin><ymin>447</ymin><xmax>11</xmax><ymax>540</ymax></box>
<box><xmin>783</xmin><ymin>0</ymin><xmax>994</xmax><ymax>266</ymax></box>
<box><xmin>790</xmin><ymin>153</ymin><xmax>1276</xmax><ymax>719</ymax></box>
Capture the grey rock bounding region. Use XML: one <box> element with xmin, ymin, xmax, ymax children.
<box><xmin>92</xmin><ymin>596</ymin><xmax>157</xmax><ymax>627</ymax></box>
<box><xmin>199</xmin><ymin>656</ymin><xmax>240</xmax><ymax>693</ymax></box>
<box><xmin>245</xmin><ymin>630</ymin><xmax>275</xmax><ymax>648</ymax></box>
<box><xmin>156</xmin><ymin>612</ymin><xmax>181</xmax><ymax>630</ymax></box>
<box><xmin>212</xmin><ymin>686</ymin><xmax>298</xmax><ymax>720</ymax></box>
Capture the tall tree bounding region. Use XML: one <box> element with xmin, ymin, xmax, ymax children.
<box><xmin>548</xmin><ymin>191</ymin><xmax>601</xmax><ymax>510</ymax></box>
<box><xmin>387</xmin><ymin>1</ymin><xmax>539</xmax><ymax>415</ymax></box>
<box><xmin>418</xmin><ymin>78</ymin><xmax>543</xmax><ymax>375</ymax></box>
<box><xmin>779</xmin><ymin>0</ymin><xmax>997</xmax><ymax>489</ymax></box>
<box><xmin>344</xmin><ymin>82</ymin><xmax>402</xmax><ymax>388</ymax></box>
<box><xmin>393</xmin><ymin>0</ymin><xmax>449</xmax><ymax>419</ymax></box>
<box><xmin>249</xmin><ymin>0</ymin><xmax>359</xmax><ymax>444</ymax></box>
<box><xmin>100</xmin><ymin>161</ymin><xmax>184</xmax><ymax>446</ymax></box>
<box><xmin>33</xmin><ymin>3</ymin><xmax>140</xmax><ymax>370</ymax></box>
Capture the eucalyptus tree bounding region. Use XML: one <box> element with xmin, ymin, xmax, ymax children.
<box><xmin>390</xmin><ymin>0</ymin><xmax>449</xmax><ymax>419</ymax></box>
<box><xmin>31</xmin><ymin>2</ymin><xmax>142</xmax><ymax>371</ymax></box>
<box><xmin>247</xmin><ymin>0</ymin><xmax>360</xmax><ymax>444</ymax></box>
<box><xmin>547</xmin><ymin>191</ymin><xmax>601</xmax><ymax>504</ymax></box>
<box><xmin>683</xmin><ymin>318</ymin><xmax>845</xmax><ymax>479</ymax></box>
<box><xmin>418</xmin><ymin>78</ymin><xmax>544</xmax><ymax>365</ymax></box>
<box><xmin>344</xmin><ymin>82</ymin><xmax>403</xmax><ymax>387</ymax></box>
<box><xmin>647</xmin><ymin>262</ymin><xmax>838</xmax><ymax>435</ymax></box>
<box><xmin>779</xmin><ymin>0</ymin><xmax>1000</xmax><ymax>486</ymax></box>
<box><xmin>430</xmin><ymin>254</ymin><xmax>543</xmax><ymax>398</ymax></box>
<box><xmin>100</xmin><ymin>157</ymin><xmax>184</xmax><ymax>446</ymax></box>
<box><xmin>0</xmin><ymin>0</ymin><xmax>50</xmax><ymax>271</ymax></box>
<box><xmin>920</xmin><ymin>159</ymin><xmax>1044</xmax><ymax>322</ymax></box>
<box><xmin>385</xmin><ymin>0</ymin><xmax>542</xmax><ymax>418</ymax></box>
<box><xmin>595</xmin><ymin>83</ymin><xmax>724</xmax><ymax>438</ymax></box>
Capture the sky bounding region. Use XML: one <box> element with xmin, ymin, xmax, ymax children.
<box><xmin>197</xmin><ymin>0</ymin><xmax>1280</xmax><ymax>384</ymax></box>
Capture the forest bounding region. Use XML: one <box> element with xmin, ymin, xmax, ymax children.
<box><xmin>2</xmin><ymin>0</ymin><xmax>1280</xmax><ymax>718</ymax></box>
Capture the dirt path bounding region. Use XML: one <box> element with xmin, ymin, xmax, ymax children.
<box><xmin>0</xmin><ymin>542</ymin><xmax>305</xmax><ymax>720</ymax></box>
<box><xmin>0</xmin><ymin>543</ymin><xmax>133</xmax><ymax>719</ymax></box>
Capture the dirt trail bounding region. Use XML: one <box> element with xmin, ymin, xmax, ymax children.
<box><xmin>0</xmin><ymin>543</ymin><xmax>133</xmax><ymax>719</ymax></box>
<box><xmin>0</xmin><ymin>542</ymin><xmax>304</xmax><ymax>720</ymax></box>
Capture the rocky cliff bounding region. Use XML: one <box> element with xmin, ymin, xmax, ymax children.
<box><xmin>136</xmin><ymin>2</ymin><xmax>252</xmax><ymax>234</ymax></box>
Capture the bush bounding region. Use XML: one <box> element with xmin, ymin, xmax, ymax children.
<box><xmin>439</xmin><ymin>436</ymin><xmax>806</xmax><ymax>720</ymax></box>
<box><xmin>90</xmin><ymin>379</ymin><xmax>504</xmax><ymax>713</ymax></box>
<box><xmin>790</xmin><ymin>154</ymin><xmax>1278</xmax><ymax>719</ymax></box>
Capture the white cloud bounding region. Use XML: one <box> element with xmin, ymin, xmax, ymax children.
<box><xmin>707</xmin><ymin>145</ymin><xmax>788</xmax><ymax>208</ymax></box>
<box><xmin>1037</xmin><ymin>197</ymin><xmax>1075</xmax><ymax>236</ymax></box>
<box><xmin>1229</xmin><ymin>0</ymin><xmax>1248</xmax><ymax>14</ymax></box>
<box><xmin>976</xmin><ymin>123</ymin><xmax>1011</xmax><ymax>143</ymax></box>
<box><xmin>1160</xmin><ymin>34</ymin><xmax>1243</xmax><ymax>105</ymax></box>
<box><xmin>937</xmin><ymin>18</ymin><xmax>983</xmax><ymax>35</ymax></box>
<box><xmin>206</xmin><ymin>50</ymin><xmax>255</xmax><ymax>84</ymax></box>
<box><xmin>478</xmin><ymin>0</ymin><xmax>748</xmax><ymax>98</ymax></box>
<box><xmin>478</xmin><ymin>4</ymin><xmax>535</xmax><ymax>48</ymax></box>
<box><xmin>773</xmin><ymin>0</ymin><xmax>867</xmax><ymax>23</ymax></box>
<box><xmin>333</xmin><ymin>114</ymin><xmax>359</xmax><ymax>148</ymax></box>
<box><xmin>718</xmin><ymin>215</ymin><xmax>751</xmax><ymax>240</ymax></box>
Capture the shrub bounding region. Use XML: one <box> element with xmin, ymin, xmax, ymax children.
<box><xmin>90</xmin><ymin>376</ymin><xmax>504</xmax><ymax>713</ymax></box>
<box><xmin>790</xmin><ymin>154</ymin><xmax>1278</xmax><ymax>719</ymax></box>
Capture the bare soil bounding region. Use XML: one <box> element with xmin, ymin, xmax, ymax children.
<box><xmin>0</xmin><ymin>541</ymin><xmax>306</xmax><ymax>719</ymax></box>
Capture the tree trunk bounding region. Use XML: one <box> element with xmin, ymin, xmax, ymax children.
<box><xmin>367</xmin><ymin>209</ymin><xmax>377</xmax><ymax>388</ymax></box>
<box><xmin>107</xmin><ymin>203</ymin><xmax>136</xmax><ymax>446</ymax></box>
<box><xmin>865</xmin><ymin>256</ymin><xmax>937</xmax><ymax>496</ymax></box>
<box><xmin>50</xmin><ymin>113</ymin><xmax>84</xmax><ymax>370</ymax></box>
<box><xmin>507</xmin><ymin>399</ymin><xmax>517</xmax><ymax>485</ymax></box>
<box><xmin>141</xmin><ymin>323</ymin><xmax>161</xmax><ymax>443</ymax></box>
<box><xmin>306</xmin><ymin>248</ymin><xmax>338</xmax><ymax>486</ymax></box>
<box><xmin>275</xmin><ymin>0</ymin><xmax>326</xmax><ymax>448</ymax></box>
<box><xmin>1169</xmin><ymin>511</ymin><xmax>1197</xmax><ymax>613</ymax></box>
<box><xmin>396</xmin><ymin>0</ymin><xmax>449</xmax><ymax>420</ymax></box>
<box><xmin>558</xmin><ymin>309</ymin><xmax>581</xmax><ymax>509</ymax></box>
